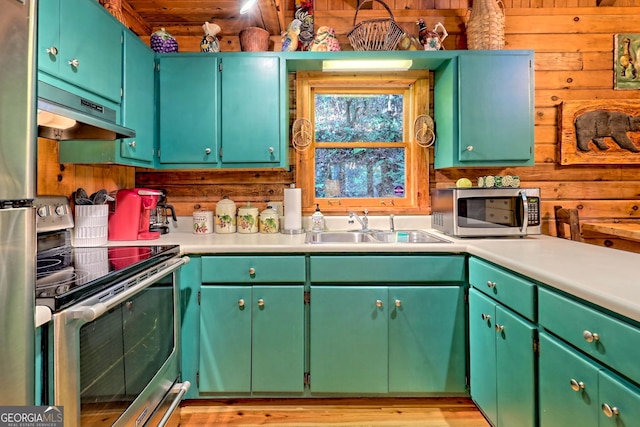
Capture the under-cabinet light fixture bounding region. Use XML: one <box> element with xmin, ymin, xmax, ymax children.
<box><xmin>240</xmin><ymin>0</ymin><xmax>258</xmax><ymax>14</ymax></box>
<box><xmin>322</xmin><ymin>59</ymin><xmax>413</xmax><ymax>72</ymax></box>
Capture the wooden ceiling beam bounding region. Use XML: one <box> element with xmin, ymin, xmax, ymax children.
<box><xmin>121</xmin><ymin>0</ymin><xmax>153</xmax><ymax>36</ymax></box>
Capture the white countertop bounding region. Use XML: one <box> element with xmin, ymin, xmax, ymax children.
<box><xmin>99</xmin><ymin>215</ymin><xmax>640</xmax><ymax>324</ymax></box>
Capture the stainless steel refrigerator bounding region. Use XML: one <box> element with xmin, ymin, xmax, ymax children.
<box><xmin>0</xmin><ymin>0</ymin><xmax>37</xmax><ymax>405</ymax></box>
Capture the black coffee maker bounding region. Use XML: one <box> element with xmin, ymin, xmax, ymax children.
<box><xmin>149</xmin><ymin>190</ymin><xmax>177</xmax><ymax>235</ymax></box>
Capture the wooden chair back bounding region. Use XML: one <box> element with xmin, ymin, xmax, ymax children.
<box><xmin>554</xmin><ymin>205</ymin><xmax>582</xmax><ymax>242</ymax></box>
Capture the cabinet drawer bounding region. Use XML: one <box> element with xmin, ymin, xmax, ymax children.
<box><xmin>309</xmin><ymin>255</ymin><xmax>465</xmax><ymax>283</ymax></box>
<box><xmin>202</xmin><ymin>256</ymin><xmax>305</xmax><ymax>283</ymax></box>
<box><xmin>539</xmin><ymin>287</ymin><xmax>640</xmax><ymax>384</ymax></box>
<box><xmin>468</xmin><ymin>257</ymin><xmax>536</xmax><ymax>321</ymax></box>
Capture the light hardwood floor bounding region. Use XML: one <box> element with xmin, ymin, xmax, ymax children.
<box><xmin>179</xmin><ymin>398</ymin><xmax>490</xmax><ymax>426</ymax></box>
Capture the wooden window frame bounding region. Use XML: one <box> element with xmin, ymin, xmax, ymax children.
<box><xmin>295</xmin><ymin>71</ymin><xmax>430</xmax><ymax>215</ymax></box>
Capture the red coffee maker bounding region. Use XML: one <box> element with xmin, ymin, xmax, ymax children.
<box><xmin>108</xmin><ymin>188</ymin><xmax>163</xmax><ymax>240</ymax></box>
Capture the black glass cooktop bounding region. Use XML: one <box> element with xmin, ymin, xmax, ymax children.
<box><xmin>36</xmin><ymin>245</ymin><xmax>180</xmax><ymax>312</ymax></box>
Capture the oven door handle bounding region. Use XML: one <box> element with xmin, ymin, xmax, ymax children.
<box><xmin>157</xmin><ymin>381</ymin><xmax>191</xmax><ymax>427</ymax></box>
<box><xmin>66</xmin><ymin>256</ymin><xmax>189</xmax><ymax>323</ymax></box>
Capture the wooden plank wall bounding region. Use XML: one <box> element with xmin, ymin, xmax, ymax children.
<box><xmin>39</xmin><ymin>1</ymin><xmax>640</xmax><ymax>239</ymax></box>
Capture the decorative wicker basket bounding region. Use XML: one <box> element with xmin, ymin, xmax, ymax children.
<box><xmin>466</xmin><ymin>0</ymin><xmax>505</xmax><ymax>50</ymax></box>
<box><xmin>347</xmin><ymin>0</ymin><xmax>404</xmax><ymax>51</ymax></box>
<box><xmin>239</xmin><ymin>27</ymin><xmax>270</xmax><ymax>52</ymax></box>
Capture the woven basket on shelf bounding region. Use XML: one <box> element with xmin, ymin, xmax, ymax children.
<box><xmin>239</xmin><ymin>27</ymin><xmax>270</xmax><ymax>51</ymax></box>
<box><xmin>347</xmin><ymin>0</ymin><xmax>403</xmax><ymax>51</ymax></box>
<box><xmin>466</xmin><ymin>0</ymin><xmax>505</xmax><ymax>50</ymax></box>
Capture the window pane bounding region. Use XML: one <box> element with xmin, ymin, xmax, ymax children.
<box><xmin>315</xmin><ymin>148</ymin><xmax>406</xmax><ymax>198</ymax></box>
<box><xmin>314</xmin><ymin>94</ymin><xmax>403</xmax><ymax>142</ymax></box>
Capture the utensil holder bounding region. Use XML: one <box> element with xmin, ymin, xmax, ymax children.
<box><xmin>74</xmin><ymin>205</ymin><xmax>108</xmax><ymax>246</ymax></box>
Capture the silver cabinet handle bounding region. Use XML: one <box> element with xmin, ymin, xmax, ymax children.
<box><xmin>602</xmin><ymin>403</ymin><xmax>620</xmax><ymax>418</ymax></box>
<box><xmin>68</xmin><ymin>59</ymin><xmax>79</xmax><ymax>67</ymax></box>
<box><xmin>268</xmin><ymin>146</ymin><xmax>274</xmax><ymax>153</ymax></box>
<box><xmin>205</xmin><ymin>147</ymin><xmax>212</xmax><ymax>155</ymax></box>
<box><xmin>602</xmin><ymin>403</ymin><xmax>619</xmax><ymax>418</ymax></box>
<box><xmin>583</xmin><ymin>330</ymin><xmax>599</xmax><ymax>343</ymax></box>
<box><xmin>257</xmin><ymin>299</ymin><xmax>265</xmax><ymax>307</ymax></box>
<box><xmin>570</xmin><ymin>379</ymin><xmax>585</xmax><ymax>391</ymax></box>
<box><xmin>394</xmin><ymin>299</ymin><xmax>401</xmax><ymax>307</ymax></box>
<box><xmin>487</xmin><ymin>281</ymin><xmax>496</xmax><ymax>288</ymax></box>
<box><xmin>46</xmin><ymin>46</ymin><xmax>58</xmax><ymax>55</ymax></box>
<box><xmin>128</xmin><ymin>141</ymin><xmax>136</xmax><ymax>147</ymax></box>
<box><xmin>466</xmin><ymin>145</ymin><xmax>474</xmax><ymax>152</ymax></box>
<box><xmin>375</xmin><ymin>299</ymin><xmax>383</xmax><ymax>308</ymax></box>
<box><xmin>238</xmin><ymin>299</ymin><xmax>245</xmax><ymax>307</ymax></box>
<box><xmin>495</xmin><ymin>324</ymin><xmax>504</xmax><ymax>332</ymax></box>
<box><xmin>481</xmin><ymin>313</ymin><xmax>491</xmax><ymax>321</ymax></box>
<box><xmin>248</xmin><ymin>267</ymin><xmax>256</xmax><ymax>275</ymax></box>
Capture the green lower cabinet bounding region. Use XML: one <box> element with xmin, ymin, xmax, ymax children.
<box><xmin>539</xmin><ymin>332</ymin><xmax>640</xmax><ymax>427</ymax></box>
<box><xmin>310</xmin><ymin>285</ymin><xmax>466</xmax><ymax>394</ymax></box>
<box><xmin>199</xmin><ymin>285</ymin><xmax>304</xmax><ymax>394</ymax></box>
<box><xmin>469</xmin><ymin>289</ymin><xmax>536</xmax><ymax>427</ymax></box>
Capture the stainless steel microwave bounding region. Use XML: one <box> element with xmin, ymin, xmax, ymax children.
<box><xmin>431</xmin><ymin>187</ymin><xmax>541</xmax><ymax>237</ymax></box>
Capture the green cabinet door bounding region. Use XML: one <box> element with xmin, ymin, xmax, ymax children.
<box><xmin>539</xmin><ymin>332</ymin><xmax>599</xmax><ymax>427</ymax></box>
<box><xmin>220</xmin><ymin>56</ymin><xmax>281</xmax><ymax>165</ymax></box>
<box><xmin>469</xmin><ymin>289</ymin><xmax>498</xmax><ymax>424</ymax></box>
<box><xmin>495</xmin><ymin>305</ymin><xmax>536</xmax><ymax>427</ymax></box>
<box><xmin>251</xmin><ymin>286</ymin><xmax>304</xmax><ymax>393</ymax></box>
<box><xmin>59</xmin><ymin>0</ymin><xmax>122</xmax><ymax>102</ymax></box>
<box><xmin>310</xmin><ymin>286</ymin><xmax>388</xmax><ymax>393</ymax></box>
<box><xmin>388</xmin><ymin>286</ymin><xmax>467</xmax><ymax>393</ymax></box>
<box><xmin>470</xmin><ymin>289</ymin><xmax>536</xmax><ymax>427</ymax></box>
<box><xmin>158</xmin><ymin>55</ymin><xmax>219</xmax><ymax>165</ymax></box>
<box><xmin>37</xmin><ymin>0</ymin><xmax>60</xmax><ymax>77</ymax></box>
<box><xmin>458</xmin><ymin>52</ymin><xmax>533</xmax><ymax>165</ymax></box>
<box><xmin>599</xmin><ymin>370</ymin><xmax>640</xmax><ymax>426</ymax></box>
<box><xmin>199</xmin><ymin>286</ymin><xmax>252</xmax><ymax>393</ymax></box>
<box><xmin>120</xmin><ymin>31</ymin><xmax>155</xmax><ymax>164</ymax></box>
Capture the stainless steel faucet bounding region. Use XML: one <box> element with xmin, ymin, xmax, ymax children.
<box><xmin>348</xmin><ymin>209</ymin><xmax>369</xmax><ymax>231</ymax></box>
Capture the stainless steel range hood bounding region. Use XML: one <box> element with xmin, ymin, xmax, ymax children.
<box><xmin>37</xmin><ymin>81</ymin><xmax>135</xmax><ymax>140</ymax></box>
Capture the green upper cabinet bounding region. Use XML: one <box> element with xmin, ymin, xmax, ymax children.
<box><xmin>120</xmin><ymin>31</ymin><xmax>155</xmax><ymax>165</ymax></box>
<box><xmin>434</xmin><ymin>51</ymin><xmax>534</xmax><ymax>168</ymax></box>
<box><xmin>37</xmin><ymin>0</ymin><xmax>123</xmax><ymax>103</ymax></box>
<box><xmin>219</xmin><ymin>56</ymin><xmax>282</xmax><ymax>166</ymax></box>
<box><xmin>157</xmin><ymin>55</ymin><xmax>220</xmax><ymax>165</ymax></box>
<box><xmin>58</xmin><ymin>30</ymin><xmax>155</xmax><ymax>166</ymax></box>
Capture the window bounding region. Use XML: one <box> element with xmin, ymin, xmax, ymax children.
<box><xmin>295</xmin><ymin>71</ymin><xmax>431</xmax><ymax>214</ymax></box>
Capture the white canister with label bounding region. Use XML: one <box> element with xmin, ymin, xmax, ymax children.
<box><xmin>259</xmin><ymin>207</ymin><xmax>279</xmax><ymax>233</ymax></box>
<box><xmin>193</xmin><ymin>210</ymin><xmax>214</xmax><ymax>234</ymax></box>
<box><xmin>215</xmin><ymin>197</ymin><xmax>237</xmax><ymax>233</ymax></box>
<box><xmin>237</xmin><ymin>203</ymin><xmax>259</xmax><ymax>233</ymax></box>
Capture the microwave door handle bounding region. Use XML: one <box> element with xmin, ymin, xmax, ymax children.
<box><xmin>519</xmin><ymin>191</ymin><xmax>529</xmax><ymax>233</ymax></box>
<box><xmin>66</xmin><ymin>256</ymin><xmax>189</xmax><ymax>323</ymax></box>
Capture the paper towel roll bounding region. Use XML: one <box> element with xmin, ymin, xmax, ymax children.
<box><xmin>284</xmin><ymin>188</ymin><xmax>302</xmax><ymax>231</ymax></box>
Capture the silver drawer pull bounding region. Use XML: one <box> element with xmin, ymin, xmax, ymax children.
<box><xmin>248</xmin><ymin>267</ymin><xmax>256</xmax><ymax>275</ymax></box>
<box><xmin>375</xmin><ymin>299</ymin><xmax>383</xmax><ymax>308</ymax></box>
<box><xmin>257</xmin><ymin>299</ymin><xmax>265</xmax><ymax>307</ymax></box>
<box><xmin>238</xmin><ymin>299</ymin><xmax>245</xmax><ymax>307</ymax></box>
<box><xmin>394</xmin><ymin>299</ymin><xmax>401</xmax><ymax>307</ymax></box>
<box><xmin>487</xmin><ymin>281</ymin><xmax>496</xmax><ymax>288</ymax></box>
<box><xmin>602</xmin><ymin>403</ymin><xmax>619</xmax><ymax>418</ymax></box>
<box><xmin>570</xmin><ymin>379</ymin><xmax>585</xmax><ymax>392</ymax></box>
<box><xmin>495</xmin><ymin>324</ymin><xmax>504</xmax><ymax>332</ymax></box>
<box><xmin>481</xmin><ymin>313</ymin><xmax>491</xmax><ymax>321</ymax></box>
<box><xmin>583</xmin><ymin>330</ymin><xmax>599</xmax><ymax>343</ymax></box>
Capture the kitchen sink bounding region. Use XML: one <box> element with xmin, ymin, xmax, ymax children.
<box><xmin>305</xmin><ymin>230</ymin><xmax>450</xmax><ymax>244</ymax></box>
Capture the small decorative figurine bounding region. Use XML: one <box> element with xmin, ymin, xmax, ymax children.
<box><xmin>150</xmin><ymin>28</ymin><xmax>179</xmax><ymax>53</ymax></box>
<box><xmin>416</xmin><ymin>19</ymin><xmax>448</xmax><ymax>51</ymax></box>
<box><xmin>309</xmin><ymin>26</ymin><xmax>341</xmax><ymax>52</ymax></box>
<box><xmin>281</xmin><ymin>19</ymin><xmax>302</xmax><ymax>52</ymax></box>
<box><xmin>200</xmin><ymin>22</ymin><xmax>221</xmax><ymax>53</ymax></box>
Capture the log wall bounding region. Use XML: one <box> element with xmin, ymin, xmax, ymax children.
<box><xmin>38</xmin><ymin>2</ymin><xmax>640</xmax><ymax>240</ymax></box>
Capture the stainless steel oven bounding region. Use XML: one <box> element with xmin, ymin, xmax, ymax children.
<box><xmin>35</xmin><ymin>197</ymin><xmax>190</xmax><ymax>427</ymax></box>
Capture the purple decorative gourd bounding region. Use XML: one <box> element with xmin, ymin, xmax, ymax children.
<box><xmin>150</xmin><ymin>28</ymin><xmax>179</xmax><ymax>53</ymax></box>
